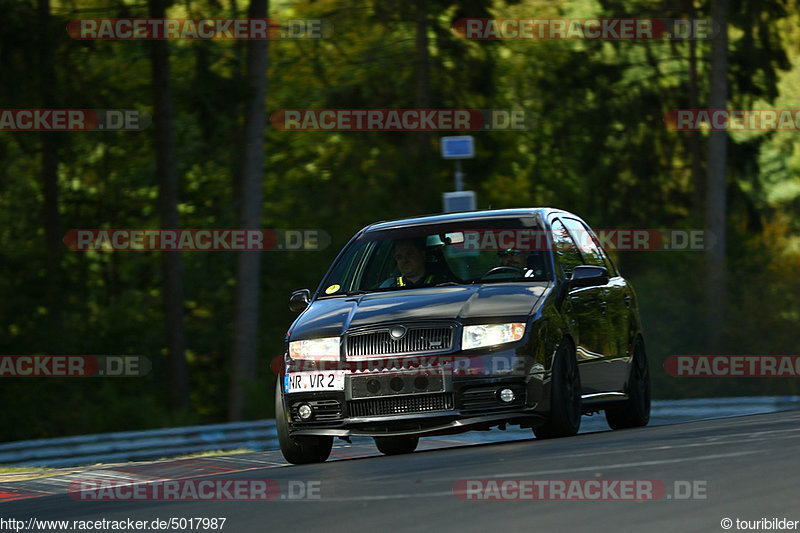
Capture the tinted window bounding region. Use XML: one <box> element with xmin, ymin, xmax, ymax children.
<box><xmin>562</xmin><ymin>217</ymin><xmax>606</xmax><ymax>268</ymax></box>
<box><xmin>317</xmin><ymin>217</ymin><xmax>553</xmax><ymax>296</ymax></box>
<box><xmin>563</xmin><ymin>217</ymin><xmax>617</xmax><ymax>275</ymax></box>
<box><xmin>550</xmin><ymin>219</ymin><xmax>583</xmax><ymax>277</ymax></box>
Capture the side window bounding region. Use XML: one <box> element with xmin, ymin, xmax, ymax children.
<box><xmin>600</xmin><ymin>247</ymin><xmax>618</xmax><ymax>276</ymax></box>
<box><xmin>589</xmin><ymin>226</ymin><xmax>617</xmax><ymax>276</ymax></box>
<box><xmin>319</xmin><ymin>240</ymin><xmax>370</xmax><ymax>294</ymax></box>
<box><xmin>359</xmin><ymin>240</ymin><xmax>396</xmax><ymax>289</ymax></box>
<box><xmin>550</xmin><ymin>219</ymin><xmax>583</xmax><ymax>278</ymax></box>
<box><xmin>562</xmin><ymin>218</ymin><xmax>606</xmax><ymax>269</ymax></box>
<box><xmin>565</xmin><ymin>218</ymin><xmax>617</xmax><ymax>275</ymax></box>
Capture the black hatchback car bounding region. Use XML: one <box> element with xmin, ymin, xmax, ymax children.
<box><xmin>275</xmin><ymin>208</ymin><xmax>650</xmax><ymax>464</ymax></box>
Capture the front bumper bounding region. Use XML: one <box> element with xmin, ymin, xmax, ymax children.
<box><xmin>282</xmin><ymin>349</ymin><xmax>547</xmax><ymax>437</ymax></box>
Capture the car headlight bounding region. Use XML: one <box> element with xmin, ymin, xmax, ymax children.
<box><xmin>462</xmin><ymin>323</ymin><xmax>525</xmax><ymax>350</ymax></box>
<box><xmin>289</xmin><ymin>337</ymin><xmax>340</xmax><ymax>360</ymax></box>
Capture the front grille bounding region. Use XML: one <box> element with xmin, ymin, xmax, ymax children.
<box><xmin>346</xmin><ymin>326</ymin><xmax>453</xmax><ymax>357</ymax></box>
<box><xmin>349</xmin><ymin>393</ymin><xmax>454</xmax><ymax>417</ymax></box>
<box><xmin>290</xmin><ymin>399</ymin><xmax>343</xmax><ymax>422</ymax></box>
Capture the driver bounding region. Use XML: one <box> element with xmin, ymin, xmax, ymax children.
<box><xmin>497</xmin><ymin>248</ymin><xmax>530</xmax><ymax>269</ymax></box>
<box><xmin>381</xmin><ymin>238</ymin><xmax>447</xmax><ymax>288</ymax></box>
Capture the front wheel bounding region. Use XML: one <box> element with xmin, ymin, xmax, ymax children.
<box><xmin>534</xmin><ymin>338</ymin><xmax>582</xmax><ymax>439</ymax></box>
<box><xmin>606</xmin><ymin>337</ymin><xmax>650</xmax><ymax>430</ymax></box>
<box><xmin>275</xmin><ymin>380</ymin><xmax>333</xmax><ymax>464</ymax></box>
<box><xmin>374</xmin><ymin>436</ymin><xmax>419</xmax><ymax>455</ymax></box>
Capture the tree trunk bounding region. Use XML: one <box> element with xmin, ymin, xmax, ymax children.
<box><xmin>149</xmin><ymin>0</ymin><xmax>189</xmax><ymax>410</ymax></box>
<box><xmin>229</xmin><ymin>0</ymin><xmax>268</xmax><ymax>420</ymax></box>
<box><xmin>38</xmin><ymin>0</ymin><xmax>63</xmax><ymax>339</ymax></box>
<box><xmin>687</xmin><ymin>0</ymin><xmax>704</xmax><ymax>222</ymax></box>
<box><xmin>412</xmin><ymin>1</ymin><xmax>434</xmax><ymax>210</ymax></box>
<box><xmin>705</xmin><ymin>0</ymin><xmax>729</xmax><ymax>350</ymax></box>
<box><xmin>415</xmin><ymin>3</ymin><xmax>430</xmax><ymax>111</ymax></box>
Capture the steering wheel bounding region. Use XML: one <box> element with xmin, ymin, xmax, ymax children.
<box><xmin>480</xmin><ymin>266</ymin><xmax>526</xmax><ymax>280</ymax></box>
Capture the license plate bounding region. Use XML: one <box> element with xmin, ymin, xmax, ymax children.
<box><xmin>284</xmin><ymin>371</ymin><xmax>345</xmax><ymax>393</ymax></box>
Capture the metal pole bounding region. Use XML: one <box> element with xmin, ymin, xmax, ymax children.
<box><xmin>455</xmin><ymin>160</ymin><xmax>463</xmax><ymax>192</ymax></box>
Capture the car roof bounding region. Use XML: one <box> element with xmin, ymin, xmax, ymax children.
<box><xmin>363</xmin><ymin>208</ymin><xmax>576</xmax><ymax>232</ymax></box>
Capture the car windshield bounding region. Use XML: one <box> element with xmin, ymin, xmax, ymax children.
<box><xmin>318</xmin><ymin>217</ymin><xmax>553</xmax><ymax>296</ymax></box>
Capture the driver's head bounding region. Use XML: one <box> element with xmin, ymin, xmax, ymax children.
<box><xmin>498</xmin><ymin>249</ymin><xmax>528</xmax><ymax>269</ymax></box>
<box><xmin>394</xmin><ymin>239</ymin><xmax>427</xmax><ymax>282</ymax></box>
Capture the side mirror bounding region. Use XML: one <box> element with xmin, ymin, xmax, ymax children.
<box><xmin>569</xmin><ymin>265</ymin><xmax>609</xmax><ymax>288</ymax></box>
<box><xmin>289</xmin><ymin>289</ymin><xmax>311</xmax><ymax>312</ymax></box>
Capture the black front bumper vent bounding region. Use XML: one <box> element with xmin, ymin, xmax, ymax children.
<box><xmin>460</xmin><ymin>385</ymin><xmax>525</xmax><ymax>411</ymax></box>
<box><xmin>290</xmin><ymin>399</ymin><xmax>343</xmax><ymax>422</ymax></box>
<box><xmin>349</xmin><ymin>393</ymin><xmax>454</xmax><ymax>417</ymax></box>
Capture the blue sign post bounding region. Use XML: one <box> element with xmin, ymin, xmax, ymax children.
<box><xmin>441</xmin><ymin>136</ymin><xmax>475</xmax><ymax>161</ymax></box>
<box><xmin>440</xmin><ymin>136</ymin><xmax>476</xmax><ymax>212</ymax></box>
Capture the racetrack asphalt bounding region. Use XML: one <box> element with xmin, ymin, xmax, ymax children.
<box><xmin>2</xmin><ymin>409</ymin><xmax>799</xmax><ymax>533</ymax></box>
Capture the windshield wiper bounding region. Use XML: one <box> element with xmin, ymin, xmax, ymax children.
<box><xmin>433</xmin><ymin>281</ymin><xmax>463</xmax><ymax>287</ymax></box>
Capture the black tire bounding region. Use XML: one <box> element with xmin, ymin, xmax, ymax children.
<box><xmin>534</xmin><ymin>338</ymin><xmax>582</xmax><ymax>439</ymax></box>
<box><xmin>275</xmin><ymin>381</ymin><xmax>333</xmax><ymax>464</ymax></box>
<box><xmin>606</xmin><ymin>336</ymin><xmax>650</xmax><ymax>430</ymax></box>
<box><xmin>374</xmin><ymin>436</ymin><xmax>419</xmax><ymax>456</ymax></box>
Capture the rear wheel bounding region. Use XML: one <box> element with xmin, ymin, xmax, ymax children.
<box><xmin>534</xmin><ymin>338</ymin><xmax>581</xmax><ymax>439</ymax></box>
<box><xmin>275</xmin><ymin>380</ymin><xmax>333</xmax><ymax>464</ymax></box>
<box><xmin>605</xmin><ymin>336</ymin><xmax>650</xmax><ymax>429</ymax></box>
<box><xmin>374</xmin><ymin>436</ymin><xmax>419</xmax><ymax>455</ymax></box>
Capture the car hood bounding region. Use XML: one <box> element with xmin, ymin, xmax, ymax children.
<box><xmin>290</xmin><ymin>283</ymin><xmax>550</xmax><ymax>339</ymax></box>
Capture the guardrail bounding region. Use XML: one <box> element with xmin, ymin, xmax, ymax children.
<box><xmin>0</xmin><ymin>420</ymin><xmax>278</xmax><ymax>468</ymax></box>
